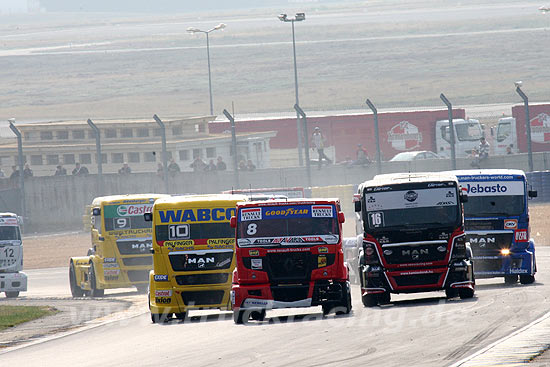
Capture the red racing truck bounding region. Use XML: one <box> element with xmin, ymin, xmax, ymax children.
<box><xmin>230</xmin><ymin>198</ymin><xmax>351</xmax><ymax>324</ymax></box>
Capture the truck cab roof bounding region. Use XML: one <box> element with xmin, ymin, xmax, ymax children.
<box><xmin>237</xmin><ymin>198</ymin><xmax>340</xmax><ymax>209</ymax></box>
<box><xmin>447</xmin><ymin>169</ymin><xmax>526</xmax><ymax>179</ymax></box>
<box><xmin>359</xmin><ymin>172</ymin><xmax>459</xmax><ymax>191</ymax></box>
<box><xmin>91</xmin><ymin>194</ymin><xmax>169</xmax><ymax>206</ymax></box>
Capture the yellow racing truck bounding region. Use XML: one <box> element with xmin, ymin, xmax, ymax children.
<box><xmin>147</xmin><ymin>194</ymin><xmax>247</xmax><ymax>323</ymax></box>
<box><xmin>69</xmin><ymin>194</ymin><xmax>168</xmax><ymax>297</ymax></box>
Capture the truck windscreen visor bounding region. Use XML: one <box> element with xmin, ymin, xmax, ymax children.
<box><xmin>364</xmin><ymin>186</ymin><xmax>459</xmax><ymax>229</ymax></box>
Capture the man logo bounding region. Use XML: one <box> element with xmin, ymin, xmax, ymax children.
<box><xmin>404</xmin><ymin>190</ymin><xmax>418</xmax><ymax>202</ymax></box>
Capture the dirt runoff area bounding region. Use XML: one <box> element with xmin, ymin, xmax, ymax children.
<box><xmin>21</xmin><ymin>203</ymin><xmax>550</xmax><ymax>270</ymax></box>
<box><xmin>23</xmin><ymin>232</ymin><xmax>91</xmax><ymax>269</ymax></box>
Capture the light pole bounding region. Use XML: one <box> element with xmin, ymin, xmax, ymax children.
<box><xmin>223</xmin><ymin>109</ymin><xmax>240</xmax><ymax>189</ymax></box>
<box><xmin>515</xmin><ymin>81</ymin><xmax>534</xmax><ymax>172</ymax></box>
<box><xmin>294</xmin><ymin>104</ymin><xmax>311</xmax><ymax>188</ymax></box>
<box><xmin>365</xmin><ymin>99</ymin><xmax>382</xmax><ymax>174</ymax></box>
<box><xmin>278</xmin><ymin>12</ymin><xmax>306</xmax><ymax>166</ymax></box>
<box><xmin>86</xmin><ymin>119</ymin><xmax>103</xmax><ymax>195</ymax></box>
<box><xmin>153</xmin><ymin>114</ymin><xmax>169</xmax><ymax>193</ymax></box>
<box><xmin>8</xmin><ymin>118</ymin><xmax>25</xmax><ymax>227</ymax></box>
<box><xmin>440</xmin><ymin>93</ymin><xmax>457</xmax><ymax>170</ymax></box>
<box><xmin>187</xmin><ymin>23</ymin><xmax>226</xmax><ymax>116</ymax></box>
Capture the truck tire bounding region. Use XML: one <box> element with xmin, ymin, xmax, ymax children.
<box><xmin>151</xmin><ymin>312</ymin><xmax>172</xmax><ymax>323</ymax></box>
<box><xmin>89</xmin><ymin>263</ymin><xmax>104</xmax><ymax>297</ymax></box>
<box><xmin>233</xmin><ymin>309</ymin><xmax>246</xmax><ymax>324</ymax></box>
<box><xmin>5</xmin><ymin>291</ymin><xmax>19</xmax><ymax>298</ymax></box>
<box><xmin>336</xmin><ymin>282</ymin><xmax>352</xmax><ymax>315</ymax></box>
<box><xmin>520</xmin><ymin>274</ymin><xmax>535</xmax><ymax>285</ymax></box>
<box><xmin>69</xmin><ymin>261</ymin><xmax>85</xmax><ymax>297</ymax></box>
<box><xmin>445</xmin><ymin>287</ymin><xmax>458</xmax><ymax>299</ymax></box>
<box><xmin>362</xmin><ymin>293</ymin><xmax>378</xmax><ymax>307</ymax></box>
<box><xmin>175</xmin><ymin>312</ymin><xmax>188</xmax><ymax>321</ymax></box>
<box><xmin>378</xmin><ymin>291</ymin><xmax>391</xmax><ymax>305</ymax></box>
<box><xmin>504</xmin><ymin>275</ymin><xmax>518</xmax><ymax>285</ymax></box>
<box><xmin>250</xmin><ymin>309</ymin><xmax>266</xmax><ymax>321</ymax></box>
<box><xmin>459</xmin><ymin>287</ymin><xmax>474</xmax><ymax>299</ymax></box>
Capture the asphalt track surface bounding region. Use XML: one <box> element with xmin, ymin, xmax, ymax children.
<box><xmin>2</xmin><ymin>247</ymin><xmax>549</xmax><ymax>366</ymax></box>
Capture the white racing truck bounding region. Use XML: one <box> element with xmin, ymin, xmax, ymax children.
<box><xmin>0</xmin><ymin>213</ymin><xmax>27</xmax><ymax>298</ymax></box>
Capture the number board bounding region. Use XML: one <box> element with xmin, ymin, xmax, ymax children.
<box><xmin>168</xmin><ymin>224</ymin><xmax>190</xmax><ymax>240</ymax></box>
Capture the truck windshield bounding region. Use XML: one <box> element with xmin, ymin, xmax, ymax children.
<box><xmin>459</xmin><ymin>179</ymin><xmax>525</xmax><ymax>217</ymax></box>
<box><xmin>237</xmin><ymin>204</ymin><xmax>339</xmax><ymax>247</ymax></box>
<box><xmin>455</xmin><ymin>123</ymin><xmax>483</xmax><ymax>141</ymax></box>
<box><xmin>103</xmin><ymin>204</ymin><xmax>153</xmax><ymax>231</ymax></box>
<box><xmin>156</xmin><ymin>223</ymin><xmax>234</xmax><ymax>241</ymax></box>
<box><xmin>496</xmin><ymin>121</ymin><xmax>511</xmax><ymax>142</ymax></box>
<box><xmin>0</xmin><ymin>226</ymin><xmax>21</xmax><ymax>240</ymax></box>
<box><xmin>364</xmin><ymin>184</ymin><xmax>460</xmax><ymax>230</ymax></box>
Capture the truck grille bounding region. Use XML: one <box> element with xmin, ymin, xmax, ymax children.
<box><xmin>381</xmin><ymin>241</ymin><xmax>448</xmax><ymax>265</ymax></box>
<box><xmin>393</xmin><ymin>273</ymin><xmax>442</xmax><ymax>287</ymax></box>
<box><xmin>473</xmin><ymin>258</ymin><xmax>502</xmax><ymax>273</ymax></box>
<box><xmin>127</xmin><ymin>270</ymin><xmax>149</xmax><ymax>282</ymax></box>
<box><xmin>181</xmin><ymin>290</ymin><xmax>225</xmax><ymax>305</ymax></box>
<box><xmin>175</xmin><ymin>273</ymin><xmax>229</xmax><ymax>286</ymax></box>
<box><xmin>468</xmin><ymin>232</ymin><xmax>514</xmax><ymax>257</ymax></box>
<box><xmin>116</xmin><ymin>239</ymin><xmax>152</xmax><ymax>255</ymax></box>
<box><xmin>169</xmin><ymin>252</ymin><xmax>233</xmax><ymax>272</ymax></box>
<box><xmin>465</xmin><ymin>219</ymin><xmax>502</xmax><ymax>230</ymax></box>
<box><xmin>266</xmin><ymin>252</ymin><xmax>311</xmax><ymax>282</ymax></box>
<box><xmin>271</xmin><ymin>285</ymin><xmax>309</xmax><ymax>302</ymax></box>
<box><xmin>122</xmin><ymin>257</ymin><xmax>152</xmax><ymax>266</ymax></box>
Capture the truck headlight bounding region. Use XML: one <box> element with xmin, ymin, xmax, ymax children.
<box><xmin>500</xmin><ymin>248</ymin><xmax>511</xmax><ymax>256</ymax></box>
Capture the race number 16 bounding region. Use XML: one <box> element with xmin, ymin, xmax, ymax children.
<box><xmin>369</xmin><ymin>212</ymin><xmax>384</xmax><ymax>227</ymax></box>
<box><xmin>169</xmin><ymin>224</ymin><xmax>189</xmax><ymax>240</ymax></box>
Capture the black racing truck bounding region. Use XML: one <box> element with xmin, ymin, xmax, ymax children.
<box><xmin>355</xmin><ymin>172</ymin><xmax>474</xmax><ymax>307</ymax></box>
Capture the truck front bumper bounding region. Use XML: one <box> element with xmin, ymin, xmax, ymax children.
<box><xmin>0</xmin><ymin>272</ymin><xmax>27</xmax><ymax>292</ymax></box>
<box><xmin>473</xmin><ymin>250</ymin><xmax>535</xmax><ymax>278</ymax></box>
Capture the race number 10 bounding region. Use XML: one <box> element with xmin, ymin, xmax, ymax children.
<box><xmin>168</xmin><ymin>224</ymin><xmax>190</xmax><ymax>240</ymax></box>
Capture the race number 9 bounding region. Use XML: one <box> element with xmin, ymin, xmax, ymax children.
<box><xmin>369</xmin><ymin>212</ymin><xmax>384</xmax><ymax>228</ymax></box>
<box><xmin>115</xmin><ymin>218</ymin><xmax>129</xmax><ymax>228</ymax></box>
<box><xmin>246</xmin><ymin>223</ymin><xmax>257</xmax><ymax>235</ymax></box>
<box><xmin>169</xmin><ymin>224</ymin><xmax>189</xmax><ymax>240</ymax></box>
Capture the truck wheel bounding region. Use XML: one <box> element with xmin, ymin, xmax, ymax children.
<box><xmin>233</xmin><ymin>309</ymin><xmax>246</xmax><ymax>324</ymax></box>
<box><xmin>445</xmin><ymin>287</ymin><xmax>458</xmax><ymax>299</ymax></box>
<box><xmin>250</xmin><ymin>309</ymin><xmax>266</xmax><ymax>321</ymax></box>
<box><xmin>69</xmin><ymin>262</ymin><xmax>85</xmax><ymax>297</ymax></box>
<box><xmin>135</xmin><ymin>284</ymin><xmax>148</xmax><ymax>294</ymax></box>
<box><xmin>459</xmin><ymin>287</ymin><xmax>474</xmax><ymax>299</ymax></box>
<box><xmin>520</xmin><ymin>274</ymin><xmax>535</xmax><ymax>285</ymax></box>
<box><xmin>175</xmin><ymin>312</ymin><xmax>187</xmax><ymax>321</ymax></box>
<box><xmin>504</xmin><ymin>275</ymin><xmax>518</xmax><ymax>285</ymax></box>
<box><xmin>151</xmin><ymin>312</ymin><xmax>172</xmax><ymax>323</ymax></box>
<box><xmin>5</xmin><ymin>291</ymin><xmax>19</xmax><ymax>298</ymax></box>
<box><xmin>89</xmin><ymin>263</ymin><xmax>104</xmax><ymax>297</ymax></box>
<box><xmin>336</xmin><ymin>282</ymin><xmax>352</xmax><ymax>315</ymax></box>
<box><xmin>378</xmin><ymin>291</ymin><xmax>391</xmax><ymax>305</ymax></box>
<box><xmin>322</xmin><ymin>303</ymin><xmax>333</xmax><ymax>316</ymax></box>
<box><xmin>362</xmin><ymin>293</ymin><xmax>378</xmax><ymax>307</ymax></box>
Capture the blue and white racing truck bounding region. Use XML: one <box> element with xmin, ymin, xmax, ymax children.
<box><xmin>452</xmin><ymin>169</ymin><xmax>537</xmax><ymax>284</ymax></box>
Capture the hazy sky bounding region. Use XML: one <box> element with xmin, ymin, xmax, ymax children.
<box><xmin>37</xmin><ymin>0</ymin><xmax>346</xmax><ymax>12</ymax></box>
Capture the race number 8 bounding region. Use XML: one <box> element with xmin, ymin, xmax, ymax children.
<box><xmin>169</xmin><ymin>224</ymin><xmax>189</xmax><ymax>240</ymax></box>
<box><xmin>247</xmin><ymin>223</ymin><xmax>257</xmax><ymax>235</ymax></box>
<box><xmin>369</xmin><ymin>212</ymin><xmax>384</xmax><ymax>227</ymax></box>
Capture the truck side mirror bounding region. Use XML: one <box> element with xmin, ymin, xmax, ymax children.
<box><xmin>230</xmin><ymin>216</ymin><xmax>236</xmax><ymax>228</ymax></box>
<box><xmin>92</xmin><ymin>208</ymin><xmax>101</xmax><ymax>216</ymax></box>
<box><xmin>528</xmin><ymin>190</ymin><xmax>538</xmax><ymax>198</ymax></box>
<box><xmin>353</xmin><ymin>194</ymin><xmax>361</xmax><ymax>212</ymax></box>
<box><xmin>460</xmin><ymin>193</ymin><xmax>468</xmax><ymax>203</ymax></box>
<box><xmin>144</xmin><ymin>213</ymin><xmax>152</xmax><ymax>222</ymax></box>
<box><xmin>17</xmin><ymin>216</ymin><xmax>23</xmax><ymax>225</ymax></box>
<box><xmin>338</xmin><ymin>212</ymin><xmax>345</xmax><ymax>224</ymax></box>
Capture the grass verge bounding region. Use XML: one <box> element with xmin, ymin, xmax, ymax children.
<box><xmin>0</xmin><ymin>305</ymin><xmax>58</xmax><ymax>331</ymax></box>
